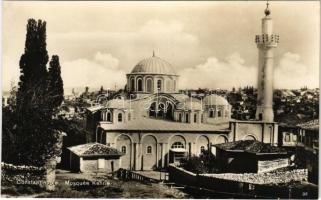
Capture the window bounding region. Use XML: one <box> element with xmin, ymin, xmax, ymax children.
<box><xmin>179</xmin><ymin>113</ymin><xmax>182</xmax><ymax>122</ymax></box>
<box><xmin>146</xmin><ymin>79</ymin><xmax>153</xmax><ymax>93</ymax></box>
<box><xmin>185</xmin><ymin>113</ymin><xmax>189</xmax><ymax>123</ymax></box>
<box><xmin>201</xmin><ymin>114</ymin><xmax>204</xmax><ymax>123</ymax></box>
<box><xmin>137</xmin><ymin>79</ymin><xmax>143</xmax><ymax>91</ymax></box>
<box><xmin>284</xmin><ymin>133</ymin><xmax>291</xmax><ymax>142</ymax></box>
<box><xmin>171</xmin><ymin>142</ymin><xmax>184</xmax><ymax>149</ymax></box>
<box><xmin>146</xmin><ymin>146</ymin><xmax>152</xmax><ymax>154</ymax></box>
<box><xmin>121</xmin><ymin>146</ymin><xmax>126</xmax><ymax>154</ymax></box>
<box><xmin>194</xmin><ymin>114</ymin><xmax>197</xmax><ymax>123</ymax></box>
<box><xmin>200</xmin><ymin>146</ymin><xmax>205</xmax><ymax>153</ymax></box>
<box><xmin>107</xmin><ymin>112</ymin><xmax>111</xmax><ymax>122</ymax></box>
<box><xmin>217</xmin><ymin>110</ymin><xmax>222</xmax><ymax>117</ymax></box>
<box><xmin>128</xmin><ymin>113</ymin><xmax>131</xmax><ymax>121</ymax></box>
<box><xmin>130</xmin><ymin>78</ymin><xmax>135</xmax><ymax>91</ymax></box>
<box><xmin>157</xmin><ymin>80</ymin><xmax>162</xmax><ymax>91</ymax></box>
<box><xmin>174</xmin><ymin>80</ymin><xmax>176</xmax><ymax>91</ymax></box>
<box><xmin>118</xmin><ymin>113</ymin><xmax>123</xmax><ymax>122</ymax></box>
<box><xmin>293</xmin><ymin>134</ymin><xmax>297</xmax><ymax>142</ymax></box>
<box><xmin>209</xmin><ymin>110</ymin><xmax>215</xmax><ymax>118</ymax></box>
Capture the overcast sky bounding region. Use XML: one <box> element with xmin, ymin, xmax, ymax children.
<box><xmin>3</xmin><ymin>1</ymin><xmax>320</xmax><ymax>93</ymax></box>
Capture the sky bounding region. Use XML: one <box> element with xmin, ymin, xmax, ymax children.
<box><xmin>3</xmin><ymin>1</ymin><xmax>320</xmax><ymax>93</ymax></box>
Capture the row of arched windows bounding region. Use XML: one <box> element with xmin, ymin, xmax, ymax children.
<box><xmin>129</xmin><ymin>77</ymin><xmax>176</xmax><ymax>93</ymax></box>
<box><xmin>208</xmin><ymin>109</ymin><xmax>229</xmax><ymax>118</ymax></box>
<box><xmin>121</xmin><ymin>145</ymin><xmax>153</xmax><ymax>155</ymax></box>
<box><xmin>101</xmin><ymin>112</ymin><xmax>126</xmax><ymax>122</ymax></box>
<box><xmin>178</xmin><ymin>113</ymin><xmax>202</xmax><ymax>123</ymax></box>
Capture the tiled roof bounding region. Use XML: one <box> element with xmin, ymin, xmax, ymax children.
<box><xmin>297</xmin><ymin>119</ymin><xmax>319</xmax><ymax>131</ymax></box>
<box><xmin>68</xmin><ymin>143</ymin><xmax>122</xmax><ymax>157</ymax></box>
<box><xmin>215</xmin><ymin>140</ymin><xmax>287</xmax><ymax>154</ymax></box>
<box><xmin>100</xmin><ymin>117</ymin><xmax>230</xmax><ymax>132</ymax></box>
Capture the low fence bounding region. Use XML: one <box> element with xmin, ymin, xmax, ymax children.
<box><xmin>116</xmin><ymin>169</ymin><xmax>159</xmax><ymax>184</ymax></box>
<box><xmin>168</xmin><ymin>164</ymin><xmax>312</xmax><ymax>198</ymax></box>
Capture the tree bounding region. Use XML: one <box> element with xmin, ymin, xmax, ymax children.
<box><xmin>16</xmin><ymin>19</ymin><xmax>49</xmax><ymax>117</ymax></box>
<box><xmin>6</xmin><ymin>19</ymin><xmax>60</xmax><ymax>166</ymax></box>
<box><xmin>47</xmin><ymin>55</ymin><xmax>64</xmax><ymax>112</ymax></box>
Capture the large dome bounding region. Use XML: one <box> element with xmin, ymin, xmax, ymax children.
<box><xmin>131</xmin><ymin>55</ymin><xmax>177</xmax><ymax>75</ymax></box>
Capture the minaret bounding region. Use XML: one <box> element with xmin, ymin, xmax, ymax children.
<box><xmin>255</xmin><ymin>2</ymin><xmax>279</xmax><ymax>122</ymax></box>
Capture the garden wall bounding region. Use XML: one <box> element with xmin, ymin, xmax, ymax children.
<box><xmin>1</xmin><ymin>162</ymin><xmax>46</xmax><ymax>187</ymax></box>
<box><xmin>168</xmin><ymin>164</ymin><xmax>309</xmax><ymax>198</ymax></box>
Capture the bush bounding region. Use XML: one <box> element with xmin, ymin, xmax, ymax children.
<box><xmin>180</xmin><ymin>150</ymin><xmax>219</xmax><ymax>174</ymax></box>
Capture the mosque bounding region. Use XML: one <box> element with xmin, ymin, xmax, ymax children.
<box><xmin>85</xmin><ymin>3</ymin><xmax>279</xmax><ymax>171</ymax></box>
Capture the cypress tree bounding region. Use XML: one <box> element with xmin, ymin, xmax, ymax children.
<box><xmin>13</xmin><ymin>19</ymin><xmax>58</xmax><ymax>166</ymax></box>
<box><xmin>47</xmin><ymin>55</ymin><xmax>64</xmax><ymax>112</ymax></box>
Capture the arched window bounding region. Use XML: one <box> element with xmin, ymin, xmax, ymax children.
<box><xmin>185</xmin><ymin>113</ymin><xmax>189</xmax><ymax>123</ymax></box>
<box><xmin>209</xmin><ymin>109</ymin><xmax>215</xmax><ymax>118</ymax></box>
<box><xmin>137</xmin><ymin>79</ymin><xmax>143</xmax><ymax>91</ymax></box>
<box><xmin>200</xmin><ymin>146</ymin><xmax>205</xmax><ymax>153</ymax></box>
<box><xmin>118</xmin><ymin>113</ymin><xmax>123</xmax><ymax>122</ymax></box>
<box><xmin>146</xmin><ymin>79</ymin><xmax>153</xmax><ymax>93</ymax></box>
<box><xmin>179</xmin><ymin>113</ymin><xmax>182</xmax><ymax>122</ymax></box>
<box><xmin>107</xmin><ymin>112</ymin><xmax>112</xmax><ymax>122</ymax></box>
<box><xmin>121</xmin><ymin>146</ymin><xmax>126</xmax><ymax>154</ymax></box>
<box><xmin>171</xmin><ymin>142</ymin><xmax>184</xmax><ymax>149</ymax></box>
<box><xmin>146</xmin><ymin>146</ymin><xmax>152</xmax><ymax>154</ymax></box>
<box><xmin>130</xmin><ymin>78</ymin><xmax>135</xmax><ymax>91</ymax></box>
<box><xmin>194</xmin><ymin>114</ymin><xmax>197</xmax><ymax>123</ymax></box>
<box><xmin>218</xmin><ymin>110</ymin><xmax>222</xmax><ymax>117</ymax></box>
<box><xmin>157</xmin><ymin>80</ymin><xmax>162</xmax><ymax>91</ymax></box>
<box><xmin>128</xmin><ymin>113</ymin><xmax>131</xmax><ymax>121</ymax></box>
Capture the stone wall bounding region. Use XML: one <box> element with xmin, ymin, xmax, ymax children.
<box><xmin>202</xmin><ymin>169</ymin><xmax>308</xmax><ymax>185</ymax></box>
<box><xmin>258</xmin><ymin>158</ymin><xmax>289</xmax><ymax>173</ymax></box>
<box><xmin>1</xmin><ymin>162</ymin><xmax>46</xmax><ymax>186</ymax></box>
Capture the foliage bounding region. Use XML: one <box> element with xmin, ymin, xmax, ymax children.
<box><xmin>180</xmin><ymin>150</ymin><xmax>219</xmax><ymax>174</ymax></box>
<box><xmin>2</xmin><ymin>18</ymin><xmax>64</xmax><ymax>167</ymax></box>
<box><xmin>47</xmin><ymin>55</ymin><xmax>64</xmax><ymax>113</ymax></box>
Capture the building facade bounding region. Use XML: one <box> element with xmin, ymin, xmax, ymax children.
<box><xmin>85</xmin><ymin>6</ymin><xmax>280</xmax><ymax>171</ymax></box>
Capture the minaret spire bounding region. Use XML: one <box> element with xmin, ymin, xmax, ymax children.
<box><xmin>265</xmin><ymin>0</ymin><xmax>271</xmax><ymax>16</ymax></box>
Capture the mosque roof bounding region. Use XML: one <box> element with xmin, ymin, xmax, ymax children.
<box><xmin>99</xmin><ymin>118</ymin><xmax>230</xmax><ymax>132</ymax></box>
<box><xmin>203</xmin><ymin>94</ymin><xmax>230</xmax><ymax>106</ymax></box>
<box><xmin>68</xmin><ymin>143</ymin><xmax>122</xmax><ymax>157</ymax></box>
<box><xmin>130</xmin><ymin>54</ymin><xmax>177</xmax><ymax>75</ymax></box>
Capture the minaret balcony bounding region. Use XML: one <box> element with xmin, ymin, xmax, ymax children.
<box><xmin>255</xmin><ymin>34</ymin><xmax>279</xmax><ymax>47</ymax></box>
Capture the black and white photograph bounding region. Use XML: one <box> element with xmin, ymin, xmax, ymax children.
<box><xmin>1</xmin><ymin>0</ymin><xmax>320</xmax><ymax>198</ymax></box>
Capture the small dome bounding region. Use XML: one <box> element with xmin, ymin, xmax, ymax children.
<box><xmin>177</xmin><ymin>98</ymin><xmax>202</xmax><ymax>110</ymax></box>
<box><xmin>203</xmin><ymin>95</ymin><xmax>229</xmax><ymax>106</ymax></box>
<box><xmin>131</xmin><ymin>56</ymin><xmax>177</xmax><ymax>75</ymax></box>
